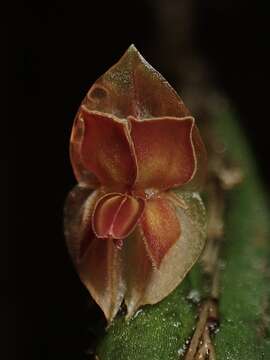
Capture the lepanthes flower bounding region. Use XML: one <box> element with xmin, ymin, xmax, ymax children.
<box><xmin>65</xmin><ymin>45</ymin><xmax>207</xmax><ymax>322</ymax></box>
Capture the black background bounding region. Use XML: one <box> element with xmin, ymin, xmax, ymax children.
<box><xmin>8</xmin><ymin>1</ymin><xmax>269</xmax><ymax>360</ymax></box>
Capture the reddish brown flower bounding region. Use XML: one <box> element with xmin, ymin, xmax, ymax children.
<box><xmin>65</xmin><ymin>45</ymin><xmax>207</xmax><ymax>321</ymax></box>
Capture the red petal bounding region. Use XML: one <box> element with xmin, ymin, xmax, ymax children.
<box><xmin>77</xmin><ymin>107</ymin><xmax>137</xmax><ymax>189</ymax></box>
<box><xmin>130</xmin><ymin>116</ymin><xmax>196</xmax><ymax>191</ymax></box>
<box><xmin>139</xmin><ymin>195</ymin><xmax>181</xmax><ymax>268</ymax></box>
<box><xmin>92</xmin><ymin>193</ymin><xmax>145</xmax><ymax>240</ymax></box>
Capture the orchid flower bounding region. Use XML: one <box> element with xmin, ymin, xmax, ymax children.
<box><xmin>65</xmin><ymin>45</ymin><xmax>207</xmax><ymax>322</ymax></box>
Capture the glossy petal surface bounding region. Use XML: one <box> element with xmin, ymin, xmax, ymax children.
<box><xmin>139</xmin><ymin>195</ymin><xmax>181</xmax><ymax>267</ymax></box>
<box><xmin>92</xmin><ymin>193</ymin><xmax>145</xmax><ymax>240</ymax></box>
<box><xmin>130</xmin><ymin>116</ymin><xmax>196</xmax><ymax>191</ymax></box>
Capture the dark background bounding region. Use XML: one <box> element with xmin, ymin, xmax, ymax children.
<box><xmin>8</xmin><ymin>1</ymin><xmax>269</xmax><ymax>359</ymax></box>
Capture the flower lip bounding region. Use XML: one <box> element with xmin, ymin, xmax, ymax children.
<box><xmin>92</xmin><ymin>192</ymin><xmax>145</xmax><ymax>240</ymax></box>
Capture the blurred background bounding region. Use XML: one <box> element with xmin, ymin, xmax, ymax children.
<box><xmin>8</xmin><ymin>1</ymin><xmax>268</xmax><ymax>359</ymax></box>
